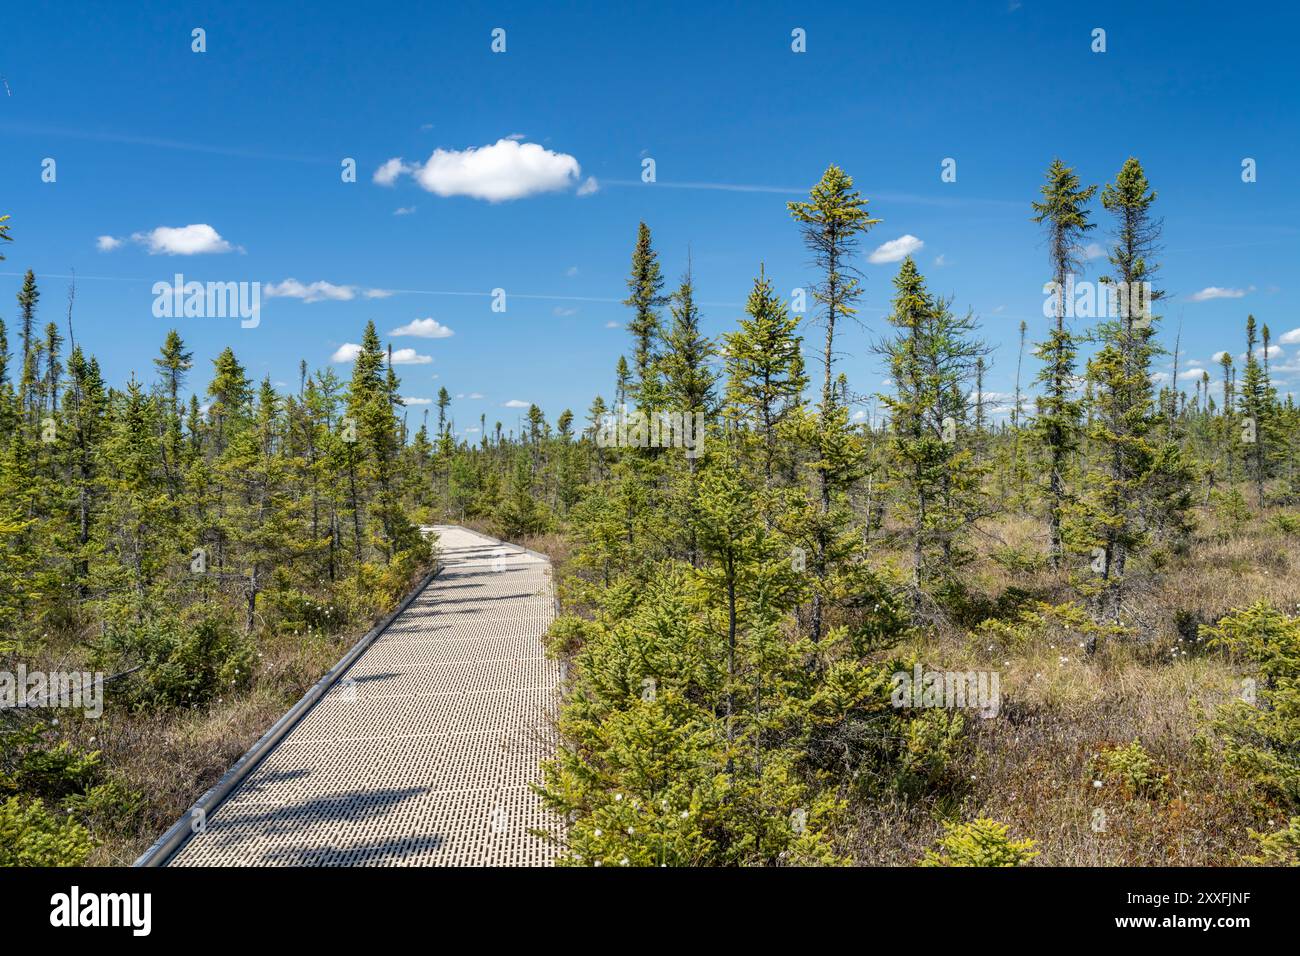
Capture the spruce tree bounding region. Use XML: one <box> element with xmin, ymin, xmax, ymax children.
<box><xmin>788</xmin><ymin>165</ymin><xmax>879</xmax><ymax>641</ymax></box>
<box><xmin>1031</xmin><ymin>159</ymin><xmax>1097</xmax><ymax>568</ymax></box>
<box><xmin>878</xmin><ymin>257</ymin><xmax>988</xmax><ymax>606</ymax></box>
<box><xmin>623</xmin><ymin>222</ymin><xmax>666</xmax><ymax>413</ymax></box>
<box><xmin>723</xmin><ymin>268</ymin><xmax>807</xmax><ymax>484</ymax></box>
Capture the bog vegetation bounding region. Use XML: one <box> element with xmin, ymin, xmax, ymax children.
<box><xmin>1</xmin><ymin>159</ymin><xmax>1298</xmax><ymax>866</ymax></box>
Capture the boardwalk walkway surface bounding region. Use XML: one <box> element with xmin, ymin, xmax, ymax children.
<box><xmin>165</xmin><ymin>526</ymin><xmax>561</xmax><ymax>866</ymax></box>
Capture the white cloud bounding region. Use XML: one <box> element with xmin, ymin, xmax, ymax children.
<box><xmin>373</xmin><ymin>157</ymin><xmax>406</xmax><ymax>186</ymax></box>
<box><xmin>565</xmin><ymin>266</ymin><xmax>579</xmax><ymax>277</ymax></box>
<box><xmin>1279</xmin><ymin>328</ymin><xmax>1300</xmax><ymax>345</ymax></box>
<box><xmin>390</xmin><ymin>318</ymin><xmax>454</xmax><ymax>339</ymax></box>
<box><xmin>502</xmin><ymin>399</ymin><xmax>530</xmax><ymax>408</ymax></box>
<box><xmin>331</xmin><ymin>343</ymin><xmax>363</xmax><ymax>363</ymax></box>
<box><xmin>604</xmin><ymin>321</ymin><xmax>621</xmax><ymax>329</ymax></box>
<box><xmin>467</xmin><ymin>392</ymin><xmax>484</xmax><ymax>399</ymax></box>
<box><xmin>1211</xmin><ymin>351</ymin><xmax>1230</xmax><ymax>363</ymax></box>
<box><xmin>96</xmin><ymin>235</ymin><xmax>123</xmax><ymax>252</ymax></box>
<box><xmin>390</xmin><ymin>348</ymin><xmax>432</xmax><ymax>365</ymax></box>
<box><xmin>868</xmin><ymin>234</ymin><xmax>924</xmax><ymax>264</ymax></box>
<box><xmin>393</xmin><ymin>206</ymin><xmax>416</xmax><ymax>216</ymax></box>
<box><xmin>403</xmin><ymin>397</ymin><xmax>433</xmax><ymax>405</ymax></box>
<box><xmin>553</xmin><ymin>306</ymin><xmax>577</xmax><ymax>317</ymax></box>
<box><xmin>1189</xmin><ymin>285</ymin><xmax>1253</xmax><ymax>302</ymax></box>
<box><xmin>133</xmin><ymin>223</ymin><xmax>235</xmax><ymax>255</ymax></box>
<box><xmin>1081</xmin><ymin>242</ymin><xmax>1106</xmax><ymax>260</ymax></box>
<box><xmin>1259</xmin><ymin>345</ymin><xmax>1283</xmax><ymax>359</ymax></box>
<box><xmin>389</xmin><ymin>139</ymin><xmax>582</xmax><ymax>202</ymax></box>
<box><xmin>265</xmin><ymin>279</ymin><xmax>357</xmax><ymax>303</ymax></box>
<box><xmin>933</xmin><ymin>254</ymin><xmax>947</xmax><ymax>267</ymax></box>
<box><xmin>265</xmin><ymin>280</ymin><xmax>391</xmax><ymax>303</ymax></box>
<box><xmin>576</xmin><ymin>176</ymin><xmax>599</xmax><ymax>196</ymax></box>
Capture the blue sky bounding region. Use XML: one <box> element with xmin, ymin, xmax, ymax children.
<box><xmin>2</xmin><ymin>0</ymin><xmax>1297</xmax><ymax>436</ymax></box>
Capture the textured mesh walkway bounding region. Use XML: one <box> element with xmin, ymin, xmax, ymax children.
<box><xmin>167</xmin><ymin>526</ymin><xmax>562</xmax><ymax>866</ymax></box>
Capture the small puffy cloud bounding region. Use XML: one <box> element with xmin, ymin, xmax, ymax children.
<box><xmin>868</xmin><ymin>234</ymin><xmax>924</xmax><ymax>264</ymax></box>
<box><xmin>331</xmin><ymin>345</ymin><xmax>424</xmax><ymax>370</ymax></box>
<box><xmin>96</xmin><ymin>235</ymin><xmax>123</xmax><ymax>252</ymax></box>
<box><xmin>502</xmin><ymin>399</ymin><xmax>530</xmax><ymax>408</ymax></box>
<box><xmin>1081</xmin><ymin>242</ymin><xmax>1106</xmax><ymax>260</ymax></box>
<box><xmin>577</xmin><ymin>176</ymin><xmax>599</xmax><ymax>196</ymax></box>
<box><xmin>265</xmin><ymin>279</ymin><xmax>357</xmax><ymax>303</ymax></box>
<box><xmin>565</xmin><ymin>266</ymin><xmax>579</xmax><ymax>277</ymax></box>
<box><xmin>373</xmin><ymin>157</ymin><xmax>407</xmax><ymax>186</ymax></box>
<box><xmin>390</xmin><ymin>318</ymin><xmax>454</xmax><ymax>339</ymax></box>
<box><xmin>1211</xmin><ymin>350</ymin><xmax>1230</xmax><ymax>363</ymax></box>
<box><xmin>390</xmin><ymin>348</ymin><xmax>432</xmax><ymax>365</ymax></box>
<box><xmin>133</xmin><ymin>223</ymin><xmax>235</xmax><ymax>255</ymax></box>
<box><xmin>553</xmin><ymin>306</ymin><xmax>577</xmax><ymax>317</ymax></box>
<box><xmin>386</xmin><ymin>139</ymin><xmax>583</xmax><ymax>202</ymax></box>
<box><xmin>1259</xmin><ymin>345</ymin><xmax>1283</xmax><ymax>359</ymax></box>
<box><xmin>403</xmin><ymin>397</ymin><xmax>433</xmax><ymax>405</ymax></box>
<box><xmin>604</xmin><ymin>321</ymin><xmax>621</xmax><ymax>329</ymax></box>
<box><xmin>1189</xmin><ymin>285</ymin><xmax>1253</xmax><ymax>302</ymax></box>
<box><xmin>1279</xmin><ymin>328</ymin><xmax>1300</xmax><ymax>345</ymax></box>
<box><xmin>933</xmin><ymin>254</ymin><xmax>947</xmax><ymax>267</ymax></box>
<box><xmin>467</xmin><ymin>392</ymin><xmax>484</xmax><ymax>399</ymax></box>
<box><xmin>393</xmin><ymin>206</ymin><xmax>416</xmax><ymax>216</ymax></box>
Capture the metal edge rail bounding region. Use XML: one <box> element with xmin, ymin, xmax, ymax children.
<box><xmin>133</xmin><ymin>560</ymin><xmax>442</xmax><ymax>867</ymax></box>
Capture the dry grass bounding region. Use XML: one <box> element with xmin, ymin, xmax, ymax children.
<box><xmin>846</xmin><ymin>501</ymin><xmax>1298</xmax><ymax>865</ymax></box>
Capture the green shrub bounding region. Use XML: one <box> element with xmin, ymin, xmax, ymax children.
<box><xmin>61</xmin><ymin>780</ymin><xmax>144</xmax><ymax>837</ymax></box>
<box><xmin>110</xmin><ymin>609</ymin><xmax>255</xmax><ymax>709</ymax></box>
<box><xmin>898</xmin><ymin>709</ymin><xmax>968</xmax><ymax>795</ymax></box>
<box><xmin>1245</xmin><ymin>816</ymin><xmax>1300</xmax><ymax>866</ymax></box>
<box><xmin>545</xmin><ymin>614</ymin><xmax>592</xmax><ymax>657</ymax></box>
<box><xmin>1211</xmin><ymin>487</ymin><xmax>1252</xmax><ymax>535</ymax></box>
<box><xmin>1095</xmin><ymin>739</ymin><xmax>1169</xmax><ymax>800</ymax></box>
<box><xmin>921</xmin><ymin>818</ymin><xmax>1039</xmax><ymax>867</ymax></box>
<box><xmin>266</xmin><ymin>587</ymin><xmax>345</xmax><ymax>637</ymax></box>
<box><xmin>0</xmin><ymin>723</ymin><xmax>101</xmax><ymax>802</ymax></box>
<box><xmin>0</xmin><ymin>796</ymin><xmax>93</xmax><ymax>866</ymax></box>
<box><xmin>1200</xmin><ymin>601</ymin><xmax>1300</xmax><ymax>807</ymax></box>
<box><xmin>1268</xmin><ymin>513</ymin><xmax>1300</xmax><ymax>536</ymax></box>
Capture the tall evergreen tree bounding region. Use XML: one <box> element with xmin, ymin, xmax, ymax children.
<box><xmin>623</xmin><ymin>222</ymin><xmax>667</xmax><ymax>413</ymax></box>
<box><xmin>1030</xmin><ymin>159</ymin><xmax>1097</xmax><ymax>567</ymax></box>
<box><xmin>788</xmin><ymin>165</ymin><xmax>879</xmax><ymax>640</ymax></box>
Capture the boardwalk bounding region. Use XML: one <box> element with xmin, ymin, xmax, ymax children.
<box><xmin>165</xmin><ymin>526</ymin><xmax>561</xmax><ymax>866</ymax></box>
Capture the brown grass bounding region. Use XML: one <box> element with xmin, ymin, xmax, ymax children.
<box><xmin>846</xmin><ymin>501</ymin><xmax>1298</xmax><ymax>864</ymax></box>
